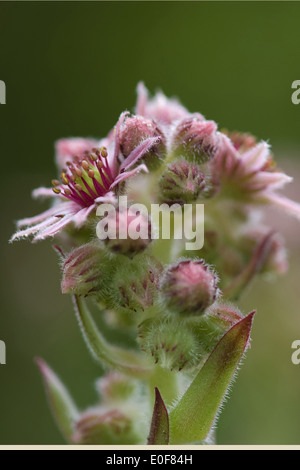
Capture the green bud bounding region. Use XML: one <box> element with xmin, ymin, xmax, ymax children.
<box><xmin>138</xmin><ymin>316</ymin><xmax>202</xmax><ymax>372</ymax></box>
<box><xmin>72</xmin><ymin>407</ymin><xmax>141</xmax><ymax>445</ymax></box>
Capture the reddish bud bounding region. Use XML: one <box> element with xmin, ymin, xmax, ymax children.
<box><xmin>159</xmin><ymin>159</ymin><xmax>206</xmax><ymax>204</ymax></box>
<box><xmin>102</xmin><ymin>207</ymin><xmax>152</xmax><ymax>256</ymax></box>
<box><xmin>119</xmin><ymin>116</ymin><xmax>166</xmax><ymax>169</ymax></box>
<box><xmin>72</xmin><ymin>408</ymin><xmax>139</xmax><ymax>445</ymax></box>
<box><xmin>61</xmin><ymin>243</ymin><xmax>104</xmax><ymax>297</ymax></box>
<box><xmin>161</xmin><ymin>259</ymin><xmax>219</xmax><ymax>315</ymax></box>
<box><xmin>172</xmin><ymin>117</ymin><xmax>220</xmax><ymax>163</ymax></box>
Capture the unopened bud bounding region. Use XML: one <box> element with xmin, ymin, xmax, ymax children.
<box><xmin>161</xmin><ymin>259</ymin><xmax>219</xmax><ymax>315</ymax></box>
<box><xmin>159</xmin><ymin>159</ymin><xmax>206</xmax><ymax>204</ymax></box>
<box><xmin>171</xmin><ymin>117</ymin><xmax>220</xmax><ymax>163</ymax></box>
<box><xmin>222</xmin><ymin>129</ymin><xmax>257</xmax><ymax>152</ymax></box>
<box><xmin>61</xmin><ymin>243</ymin><xmax>104</xmax><ymax>296</ymax></box>
<box><xmin>119</xmin><ymin>116</ymin><xmax>166</xmax><ymax>169</ymax></box>
<box><xmin>185</xmin><ymin>303</ymin><xmax>245</xmax><ymax>353</ymax></box>
<box><xmin>107</xmin><ymin>256</ymin><xmax>163</xmax><ymax>328</ymax></box>
<box><xmin>102</xmin><ymin>207</ymin><xmax>152</xmax><ymax>256</ymax></box>
<box><xmin>138</xmin><ymin>317</ymin><xmax>202</xmax><ymax>371</ymax></box>
<box><xmin>72</xmin><ymin>408</ymin><xmax>140</xmax><ymax>445</ymax></box>
<box><xmin>96</xmin><ymin>372</ymin><xmax>136</xmax><ymax>403</ymax></box>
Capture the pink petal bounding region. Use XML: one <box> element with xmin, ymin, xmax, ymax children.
<box><xmin>33</xmin><ymin>213</ymin><xmax>77</xmax><ymax>241</ymax></box>
<box><xmin>55</xmin><ymin>137</ymin><xmax>98</xmax><ymax>170</ymax></box>
<box><xmin>238</xmin><ymin>142</ymin><xmax>270</xmax><ymax>175</ymax></box>
<box><xmin>111</xmin><ymin>111</ymin><xmax>129</xmax><ymax>174</ymax></box>
<box><xmin>135</xmin><ymin>82</ymin><xmax>190</xmax><ymax>124</ymax></box>
<box><xmin>72</xmin><ymin>205</ymin><xmax>96</xmax><ymax>227</ymax></box>
<box><xmin>135</xmin><ymin>82</ymin><xmax>148</xmax><ymax>116</ymax></box>
<box><xmin>119</xmin><ymin>137</ymin><xmax>160</xmax><ymax>172</ymax></box>
<box><xmin>214</xmin><ymin>134</ymin><xmax>238</xmax><ymax>176</ymax></box>
<box><xmin>32</xmin><ymin>187</ymin><xmax>57</xmax><ymax>199</ymax></box>
<box><xmin>11</xmin><ymin>202</ymin><xmax>80</xmax><ymax>242</ymax></box>
<box><xmin>94</xmin><ymin>191</ymin><xmax>117</xmax><ymax>205</ymax></box>
<box><xmin>253</xmin><ymin>172</ymin><xmax>292</xmax><ymax>190</ymax></box>
<box><xmin>17</xmin><ymin>202</ymin><xmax>78</xmax><ymax>228</ymax></box>
<box><xmin>11</xmin><ymin>216</ymin><xmax>58</xmax><ymax>242</ymax></box>
<box><xmin>110</xmin><ymin>164</ymin><xmax>149</xmax><ymax>189</ymax></box>
<box><xmin>265</xmin><ymin>193</ymin><xmax>300</xmax><ymax>220</ymax></box>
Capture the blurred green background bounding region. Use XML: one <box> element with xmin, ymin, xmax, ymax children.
<box><xmin>1</xmin><ymin>1</ymin><xmax>300</xmax><ymax>445</ymax></box>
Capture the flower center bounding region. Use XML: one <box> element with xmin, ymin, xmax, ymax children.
<box><xmin>52</xmin><ymin>147</ymin><xmax>113</xmax><ymax>207</ymax></box>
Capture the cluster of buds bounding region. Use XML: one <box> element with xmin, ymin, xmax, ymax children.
<box><xmin>11</xmin><ymin>83</ymin><xmax>300</xmax><ymax>445</ymax></box>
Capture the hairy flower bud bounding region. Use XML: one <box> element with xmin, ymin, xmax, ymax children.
<box><xmin>222</xmin><ymin>129</ymin><xmax>257</xmax><ymax>152</ymax></box>
<box><xmin>138</xmin><ymin>317</ymin><xmax>202</xmax><ymax>371</ymax></box>
<box><xmin>119</xmin><ymin>116</ymin><xmax>166</xmax><ymax>169</ymax></box>
<box><xmin>185</xmin><ymin>302</ymin><xmax>245</xmax><ymax>354</ymax></box>
<box><xmin>171</xmin><ymin>117</ymin><xmax>220</xmax><ymax>163</ymax></box>
<box><xmin>161</xmin><ymin>259</ymin><xmax>219</xmax><ymax>315</ymax></box>
<box><xmin>96</xmin><ymin>372</ymin><xmax>136</xmax><ymax>403</ymax></box>
<box><xmin>102</xmin><ymin>207</ymin><xmax>152</xmax><ymax>256</ymax></box>
<box><xmin>72</xmin><ymin>408</ymin><xmax>140</xmax><ymax>445</ymax></box>
<box><xmin>158</xmin><ymin>159</ymin><xmax>206</xmax><ymax>204</ymax></box>
<box><xmin>61</xmin><ymin>243</ymin><xmax>105</xmax><ymax>296</ymax></box>
<box><xmin>106</xmin><ymin>256</ymin><xmax>162</xmax><ymax>328</ymax></box>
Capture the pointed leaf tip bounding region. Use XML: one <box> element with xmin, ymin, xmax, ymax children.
<box><xmin>35</xmin><ymin>357</ymin><xmax>78</xmax><ymax>442</ymax></box>
<box><xmin>147</xmin><ymin>388</ymin><xmax>169</xmax><ymax>445</ymax></box>
<box><xmin>169</xmin><ymin>311</ymin><xmax>255</xmax><ymax>444</ymax></box>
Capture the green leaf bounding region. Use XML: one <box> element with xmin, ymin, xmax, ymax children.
<box><xmin>169</xmin><ymin>311</ymin><xmax>255</xmax><ymax>444</ymax></box>
<box><xmin>73</xmin><ymin>295</ymin><xmax>152</xmax><ymax>378</ymax></box>
<box><xmin>148</xmin><ymin>388</ymin><xmax>169</xmax><ymax>445</ymax></box>
<box><xmin>35</xmin><ymin>358</ymin><xmax>78</xmax><ymax>442</ymax></box>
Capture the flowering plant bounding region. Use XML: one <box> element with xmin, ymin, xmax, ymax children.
<box><xmin>11</xmin><ymin>84</ymin><xmax>300</xmax><ymax>445</ymax></box>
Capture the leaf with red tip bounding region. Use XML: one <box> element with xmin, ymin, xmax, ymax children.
<box><xmin>169</xmin><ymin>311</ymin><xmax>255</xmax><ymax>444</ymax></box>
<box><xmin>148</xmin><ymin>388</ymin><xmax>169</xmax><ymax>445</ymax></box>
<box><xmin>35</xmin><ymin>358</ymin><xmax>78</xmax><ymax>442</ymax></box>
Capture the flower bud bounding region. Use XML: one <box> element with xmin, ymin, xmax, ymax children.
<box><xmin>96</xmin><ymin>372</ymin><xmax>136</xmax><ymax>403</ymax></box>
<box><xmin>61</xmin><ymin>243</ymin><xmax>105</xmax><ymax>296</ymax></box>
<box><xmin>223</xmin><ymin>129</ymin><xmax>257</xmax><ymax>152</ymax></box>
<box><xmin>158</xmin><ymin>159</ymin><xmax>206</xmax><ymax>205</ymax></box>
<box><xmin>103</xmin><ymin>207</ymin><xmax>152</xmax><ymax>256</ymax></box>
<box><xmin>171</xmin><ymin>117</ymin><xmax>220</xmax><ymax>163</ymax></box>
<box><xmin>138</xmin><ymin>317</ymin><xmax>202</xmax><ymax>371</ymax></box>
<box><xmin>161</xmin><ymin>259</ymin><xmax>219</xmax><ymax>315</ymax></box>
<box><xmin>72</xmin><ymin>408</ymin><xmax>140</xmax><ymax>445</ymax></box>
<box><xmin>107</xmin><ymin>256</ymin><xmax>163</xmax><ymax>328</ymax></box>
<box><xmin>185</xmin><ymin>303</ymin><xmax>244</xmax><ymax>354</ymax></box>
<box><xmin>119</xmin><ymin>116</ymin><xmax>166</xmax><ymax>169</ymax></box>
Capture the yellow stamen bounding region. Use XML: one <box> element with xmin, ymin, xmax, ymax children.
<box><xmin>82</xmin><ymin>160</ymin><xmax>89</xmax><ymax>171</ymax></box>
<box><xmin>100</xmin><ymin>147</ymin><xmax>108</xmax><ymax>158</ymax></box>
